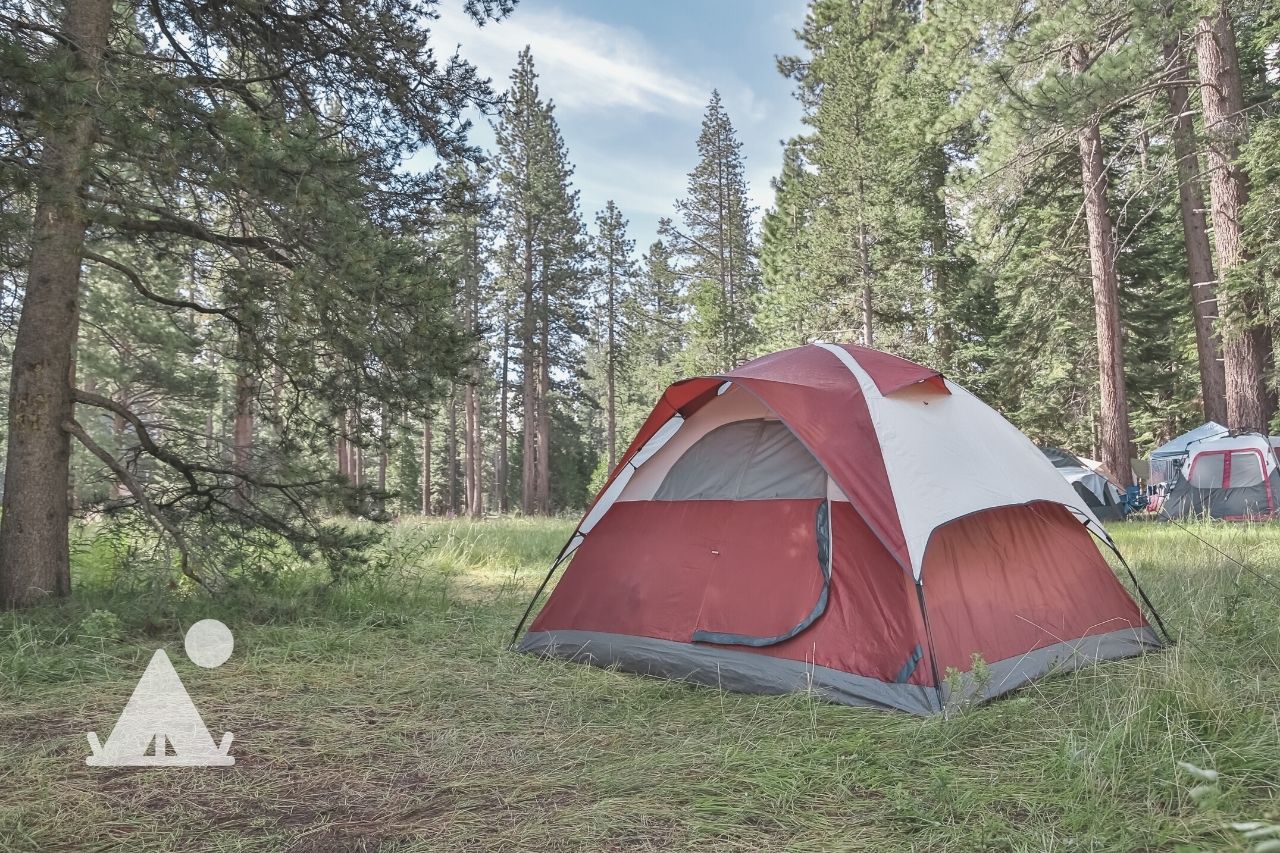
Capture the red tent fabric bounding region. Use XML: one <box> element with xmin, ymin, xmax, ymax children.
<box><xmin>517</xmin><ymin>344</ymin><xmax>1164</xmax><ymax>713</ymax></box>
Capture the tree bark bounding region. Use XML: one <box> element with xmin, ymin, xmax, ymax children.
<box><xmin>536</xmin><ymin>287</ymin><xmax>552</xmax><ymax>515</ymax></box>
<box><xmin>346</xmin><ymin>407</ymin><xmax>361</xmax><ymax>487</ymax></box>
<box><xmin>375</xmin><ymin>407</ymin><xmax>387</xmax><ymax>517</ymax></box>
<box><xmin>231</xmin><ymin>329</ymin><xmax>256</xmax><ymax>508</ymax></box>
<box><xmin>465</xmin><ymin>381</ymin><xmax>482</xmax><ymax>518</ymax></box>
<box><xmin>1196</xmin><ymin>6</ymin><xmax>1274</xmax><ymax>430</ymax></box>
<box><xmin>421</xmin><ymin>412</ymin><xmax>432</xmax><ymax>515</ymax></box>
<box><xmin>1072</xmin><ymin>44</ymin><xmax>1134</xmax><ymax>486</ymax></box>
<box><xmin>447</xmin><ymin>389</ymin><xmax>458</xmax><ymax>514</ymax></box>
<box><xmin>498</xmin><ymin>306</ymin><xmax>510</xmax><ymax>514</ymax></box>
<box><xmin>858</xmin><ymin>217</ymin><xmax>873</xmax><ymax>348</ymax></box>
<box><xmin>520</xmin><ymin>239</ymin><xmax>536</xmax><ymax>515</ymax></box>
<box><xmin>336</xmin><ymin>413</ymin><xmax>349</xmax><ymax>481</ymax></box>
<box><xmin>606</xmin><ymin>256</ymin><xmax>617</xmax><ymax>473</ymax></box>
<box><xmin>463</xmin><ymin>215</ymin><xmax>483</xmax><ymax>519</ymax></box>
<box><xmin>0</xmin><ymin>0</ymin><xmax>113</xmax><ymax>608</ymax></box>
<box><xmin>1165</xmin><ymin>40</ymin><xmax>1228</xmax><ymax>425</ymax></box>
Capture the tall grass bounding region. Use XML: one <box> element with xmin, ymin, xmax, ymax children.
<box><xmin>0</xmin><ymin>517</ymin><xmax>1276</xmax><ymax>851</ymax></box>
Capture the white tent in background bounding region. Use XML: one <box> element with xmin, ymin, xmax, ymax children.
<box><xmin>1039</xmin><ymin>447</ymin><xmax>1126</xmax><ymax>521</ymax></box>
<box><xmin>1149</xmin><ymin>422</ymin><xmax>1229</xmax><ymax>484</ymax></box>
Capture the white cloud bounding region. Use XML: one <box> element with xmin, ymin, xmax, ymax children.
<box><xmin>430</xmin><ymin>4</ymin><xmax>707</xmax><ymax>116</ymax></box>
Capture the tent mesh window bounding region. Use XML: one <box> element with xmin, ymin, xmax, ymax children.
<box><xmin>655</xmin><ymin>419</ymin><xmax>826</xmax><ymax>501</ymax></box>
<box><xmin>1188</xmin><ymin>452</ymin><xmax>1227</xmax><ymax>488</ymax></box>
<box><xmin>1226</xmin><ymin>451</ymin><xmax>1266</xmax><ymax>487</ymax></box>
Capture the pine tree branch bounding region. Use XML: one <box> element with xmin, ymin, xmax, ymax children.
<box><xmin>88</xmin><ymin>206</ymin><xmax>299</xmax><ymax>270</ymax></box>
<box><xmin>72</xmin><ymin>388</ymin><xmax>328</xmax><ymax>491</ymax></box>
<box><xmin>63</xmin><ymin>417</ymin><xmax>208</xmax><ymax>591</ymax></box>
<box><xmin>81</xmin><ymin>249</ymin><xmax>243</xmax><ymax>325</ymax></box>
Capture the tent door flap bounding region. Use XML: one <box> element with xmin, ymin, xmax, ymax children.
<box><xmin>691</xmin><ymin>500</ymin><xmax>831</xmax><ymax>647</ymax></box>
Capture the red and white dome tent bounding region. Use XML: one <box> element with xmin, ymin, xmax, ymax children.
<box><xmin>512</xmin><ymin>344</ymin><xmax>1169</xmax><ymax>714</ymax></box>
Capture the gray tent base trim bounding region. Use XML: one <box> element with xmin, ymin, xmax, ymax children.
<box><xmin>518</xmin><ymin>627</ymin><xmax>1164</xmax><ymax>716</ymax></box>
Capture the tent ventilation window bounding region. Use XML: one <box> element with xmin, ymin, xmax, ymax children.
<box><xmin>655</xmin><ymin>419</ymin><xmax>826</xmax><ymax>501</ymax></box>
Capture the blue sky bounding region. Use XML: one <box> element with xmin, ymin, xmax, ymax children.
<box><xmin>421</xmin><ymin>0</ymin><xmax>809</xmax><ymax>251</ymax></box>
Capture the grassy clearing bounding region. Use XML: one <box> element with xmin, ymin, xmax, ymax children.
<box><xmin>1</xmin><ymin>518</ymin><xmax>1278</xmax><ymax>852</ymax></box>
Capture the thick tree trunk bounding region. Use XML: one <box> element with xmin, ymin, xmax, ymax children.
<box><xmin>1196</xmin><ymin>7</ymin><xmax>1274</xmax><ymax>430</ymax></box>
<box><xmin>1073</xmin><ymin>45</ymin><xmax>1134</xmax><ymax>486</ymax></box>
<box><xmin>1165</xmin><ymin>40</ymin><xmax>1228</xmax><ymax>425</ymax></box>
<box><xmin>0</xmin><ymin>0</ymin><xmax>113</xmax><ymax>608</ymax></box>
<box><xmin>421</xmin><ymin>412</ymin><xmax>432</xmax><ymax>515</ymax></box>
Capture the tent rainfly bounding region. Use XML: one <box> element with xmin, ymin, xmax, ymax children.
<box><xmin>514</xmin><ymin>344</ymin><xmax>1166</xmax><ymax>714</ymax></box>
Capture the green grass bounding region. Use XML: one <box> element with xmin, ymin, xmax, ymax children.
<box><xmin>1</xmin><ymin>518</ymin><xmax>1279</xmax><ymax>851</ymax></box>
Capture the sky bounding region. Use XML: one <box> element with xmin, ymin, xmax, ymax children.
<box><xmin>416</xmin><ymin>0</ymin><xmax>810</xmax><ymax>250</ymax></box>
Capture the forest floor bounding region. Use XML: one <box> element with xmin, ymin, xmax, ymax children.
<box><xmin>1</xmin><ymin>517</ymin><xmax>1279</xmax><ymax>852</ymax></box>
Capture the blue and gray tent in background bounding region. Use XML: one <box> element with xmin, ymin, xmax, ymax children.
<box><xmin>1149</xmin><ymin>422</ymin><xmax>1229</xmax><ymax>484</ymax></box>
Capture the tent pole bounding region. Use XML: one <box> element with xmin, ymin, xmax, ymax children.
<box><xmin>914</xmin><ymin>579</ymin><xmax>946</xmax><ymax>715</ymax></box>
<box><xmin>508</xmin><ymin>537</ymin><xmax>576</xmax><ymax>649</ymax></box>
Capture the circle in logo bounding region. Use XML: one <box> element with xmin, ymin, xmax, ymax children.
<box><xmin>185</xmin><ymin>619</ymin><xmax>234</xmax><ymax>669</ymax></box>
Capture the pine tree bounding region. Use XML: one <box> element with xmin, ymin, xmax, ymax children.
<box><xmin>662</xmin><ymin>92</ymin><xmax>759</xmax><ymax>373</ymax></box>
<box><xmin>589</xmin><ymin>201</ymin><xmax>638</xmax><ymax>471</ymax></box>
<box><xmin>493</xmin><ymin>48</ymin><xmax>588</xmax><ymax>515</ymax></box>
<box><xmin>617</xmin><ymin>232</ymin><xmax>685</xmax><ymax>444</ymax></box>
<box><xmin>1162</xmin><ymin>35</ymin><xmax>1228</xmax><ymax>423</ymax></box>
<box><xmin>758</xmin><ymin>143</ymin><xmax>819</xmax><ymax>350</ymax></box>
<box><xmin>772</xmin><ymin>0</ymin><xmax>961</xmax><ymax>362</ymax></box>
<box><xmin>1196</xmin><ymin>3</ymin><xmax>1275</xmax><ymax>430</ymax></box>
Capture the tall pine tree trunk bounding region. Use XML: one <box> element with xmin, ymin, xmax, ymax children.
<box><xmin>858</xmin><ymin>218</ymin><xmax>873</xmax><ymax>348</ymax></box>
<box><xmin>464</xmin><ymin>382</ymin><xmax>479</xmax><ymax>517</ymax></box>
<box><xmin>1073</xmin><ymin>45</ymin><xmax>1134</xmax><ymax>485</ymax></box>
<box><xmin>536</xmin><ymin>288</ymin><xmax>552</xmax><ymax>515</ymax></box>
<box><xmin>1196</xmin><ymin>6</ymin><xmax>1274</xmax><ymax>430</ymax></box>
<box><xmin>0</xmin><ymin>0</ymin><xmax>112</xmax><ymax>607</ymax></box>
<box><xmin>1165</xmin><ymin>40</ymin><xmax>1228</xmax><ymax>425</ymax></box>
<box><xmin>375</xmin><ymin>407</ymin><xmax>387</xmax><ymax>517</ymax></box>
<box><xmin>421</xmin><ymin>412</ymin><xmax>432</xmax><ymax>515</ymax></box>
<box><xmin>447</xmin><ymin>389</ymin><xmax>458</xmax><ymax>514</ymax></box>
<box><xmin>520</xmin><ymin>243</ymin><xmax>536</xmax><ymax>515</ymax></box>
<box><xmin>498</xmin><ymin>309</ymin><xmax>510</xmax><ymax>514</ymax></box>
<box><xmin>336</xmin><ymin>413</ymin><xmax>349</xmax><ymax>481</ymax></box>
<box><xmin>231</xmin><ymin>328</ymin><xmax>256</xmax><ymax>508</ymax></box>
<box><xmin>855</xmin><ymin>111</ymin><xmax>874</xmax><ymax>349</ymax></box>
<box><xmin>606</xmin><ymin>269</ymin><xmax>617</xmax><ymax>472</ymax></box>
<box><xmin>463</xmin><ymin>224</ymin><xmax>483</xmax><ymax>519</ymax></box>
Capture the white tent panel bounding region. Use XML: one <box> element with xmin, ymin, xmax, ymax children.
<box><xmin>814</xmin><ymin>343</ymin><xmax>1109</xmax><ymax>578</ymax></box>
